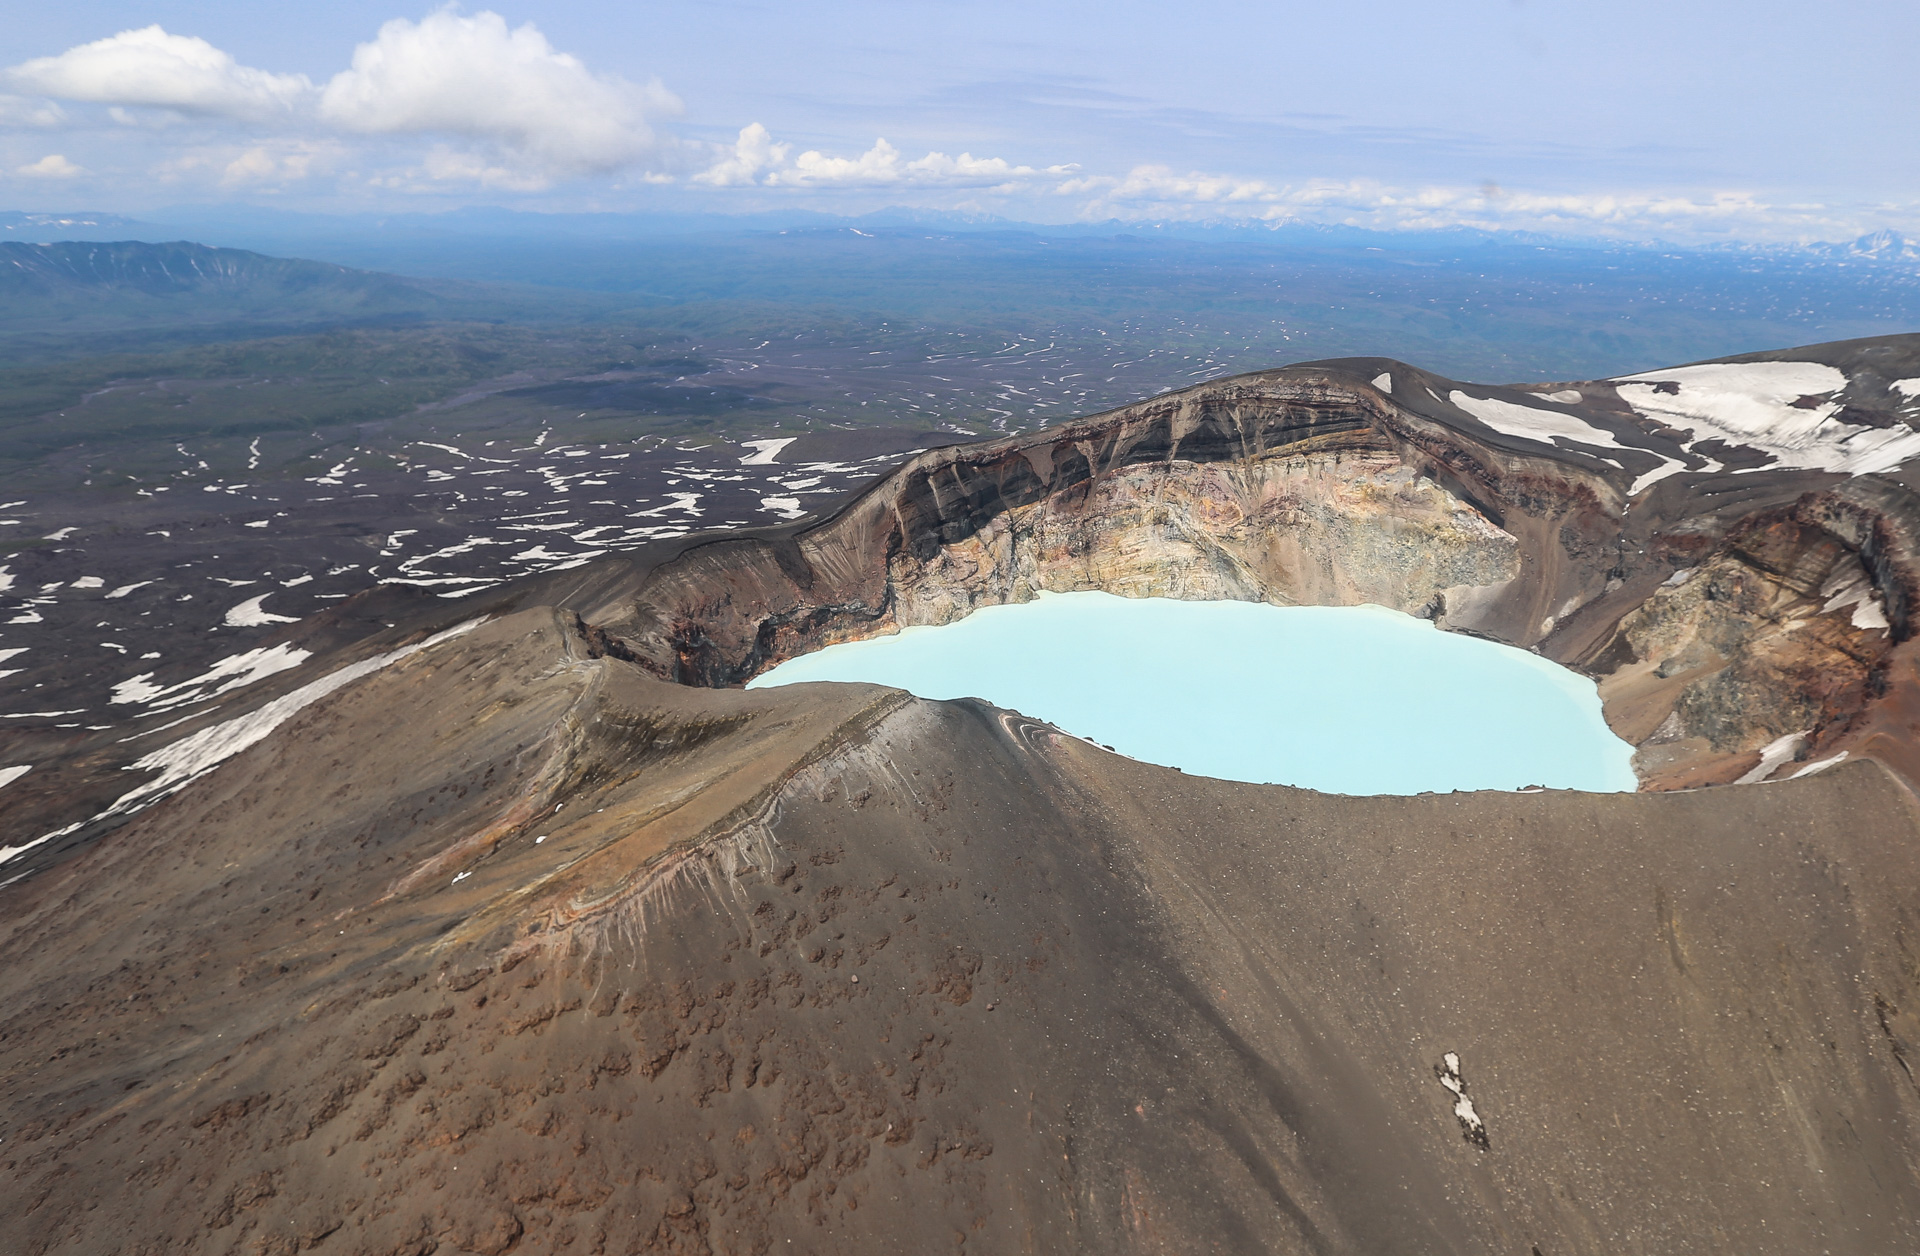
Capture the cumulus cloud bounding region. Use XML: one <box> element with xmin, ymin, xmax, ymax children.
<box><xmin>0</xmin><ymin>11</ymin><xmax>677</xmax><ymax>187</ymax></box>
<box><xmin>697</xmin><ymin>125</ymin><xmax>1072</xmax><ymax>190</ymax></box>
<box><xmin>16</xmin><ymin>153</ymin><xmax>82</xmax><ymax>178</ymax></box>
<box><xmin>4</xmin><ymin>26</ymin><xmax>313</xmax><ymax>120</ymax></box>
<box><xmin>317</xmin><ymin>11</ymin><xmax>677</xmax><ymax>175</ymax></box>
<box><xmin>694</xmin><ymin>123</ymin><xmax>789</xmax><ymax>187</ymax></box>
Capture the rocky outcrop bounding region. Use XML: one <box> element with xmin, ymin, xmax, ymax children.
<box><xmin>1595</xmin><ymin>492</ymin><xmax>1907</xmax><ymax>787</ymax></box>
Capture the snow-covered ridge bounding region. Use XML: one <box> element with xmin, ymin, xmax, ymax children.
<box><xmin>1612</xmin><ymin>361</ymin><xmax>1920</xmax><ymax>477</ymax></box>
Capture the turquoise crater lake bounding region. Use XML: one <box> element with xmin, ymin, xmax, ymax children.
<box><xmin>748</xmin><ymin>592</ymin><xmax>1638</xmax><ymax>795</ymax></box>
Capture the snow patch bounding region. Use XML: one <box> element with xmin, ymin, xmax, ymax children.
<box><xmin>224</xmin><ymin>593</ymin><xmax>298</xmax><ymax>628</ymax></box>
<box><xmin>110</xmin><ymin>641</ymin><xmax>313</xmax><ymax>710</ymax></box>
<box><xmin>739</xmin><ymin>438</ymin><xmax>798</xmax><ymax>466</ymax></box>
<box><xmin>1370</xmin><ymin>372</ymin><xmax>1392</xmax><ymax>392</ymax></box>
<box><xmin>1736</xmin><ymin>730</ymin><xmax>1809</xmax><ymax>784</ymax></box>
<box><xmin>1447</xmin><ymin>392</ymin><xmax>1591</xmax><ymax>443</ymax></box>
<box><xmin>0</xmin><ymin>765</ymin><xmax>29</xmax><ymax>790</ymax></box>
<box><xmin>1820</xmin><ymin>564</ymin><xmax>1890</xmax><ymax>632</ymax></box>
<box><xmin>630</xmin><ymin>492</ymin><xmax>704</xmax><ymax>518</ymax></box>
<box><xmin>1435</xmin><ymin>1052</ymin><xmax>1488</xmax><ymax>1148</ymax></box>
<box><xmin>1790</xmin><ymin>751</ymin><xmax>1849</xmax><ymax>779</ymax></box>
<box><xmin>1627</xmin><ymin>461</ymin><xmax>1690</xmax><ymax>496</ymax></box>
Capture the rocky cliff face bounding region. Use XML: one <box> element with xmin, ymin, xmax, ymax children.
<box><xmin>1597</xmin><ymin>494</ymin><xmax>1905</xmax><ymax>786</ymax></box>
<box><xmin>887</xmin><ymin>451</ymin><xmax>1519</xmax><ymax>628</ymax></box>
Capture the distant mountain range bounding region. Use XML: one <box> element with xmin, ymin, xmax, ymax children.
<box><xmin>0</xmin><ymin>210</ymin><xmax>157</xmax><ymax>241</ymax></box>
<box><xmin>1821</xmin><ymin>228</ymin><xmax>1920</xmax><ymax>261</ymax></box>
<box><xmin>0</xmin><ymin>239</ymin><xmax>430</xmax><ymax>303</ymax></box>
<box><xmin>6</xmin><ymin>206</ymin><xmax>1920</xmax><ymax>263</ymax></box>
<box><xmin>0</xmin><ymin>239</ymin><xmax>624</xmax><ymax>362</ymax></box>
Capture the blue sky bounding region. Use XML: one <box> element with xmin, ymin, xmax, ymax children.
<box><xmin>2</xmin><ymin>2</ymin><xmax>1915</xmax><ymax>241</ymax></box>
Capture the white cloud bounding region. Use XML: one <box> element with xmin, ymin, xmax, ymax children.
<box><xmin>16</xmin><ymin>153</ymin><xmax>81</xmax><ymax>178</ymax></box>
<box><xmin>3</xmin><ymin>26</ymin><xmax>313</xmax><ymax>120</ymax></box>
<box><xmin>694</xmin><ymin>123</ymin><xmax>789</xmax><ymax>187</ymax></box>
<box><xmin>697</xmin><ymin>125</ymin><xmax>1071</xmax><ymax>190</ymax></box>
<box><xmin>317</xmin><ymin>11</ymin><xmax>677</xmax><ymax>176</ymax></box>
<box><xmin>0</xmin><ymin>12</ymin><xmax>677</xmax><ymax>187</ymax></box>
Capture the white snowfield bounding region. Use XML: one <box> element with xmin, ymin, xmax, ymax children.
<box><xmin>1613</xmin><ymin>361</ymin><xmax>1920</xmax><ymax>476</ymax></box>
<box><xmin>1448</xmin><ymin>390</ymin><xmax>1628</xmax><ymax>452</ymax></box>
<box><xmin>1447</xmin><ymin>390</ymin><xmax>1687</xmax><ymax>496</ymax></box>
<box><xmin>0</xmin><ymin>619</ymin><xmax>485</xmax><ymax>868</ymax></box>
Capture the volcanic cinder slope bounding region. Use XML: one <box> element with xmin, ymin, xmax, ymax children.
<box><xmin>7</xmin><ymin>335</ymin><xmax>1920</xmax><ymax>1255</ymax></box>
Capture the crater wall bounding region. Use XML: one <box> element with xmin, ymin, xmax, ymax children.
<box><xmin>584</xmin><ymin>366</ymin><xmax>1920</xmax><ymax>792</ymax></box>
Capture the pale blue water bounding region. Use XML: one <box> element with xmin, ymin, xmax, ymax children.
<box><xmin>747</xmin><ymin>592</ymin><xmax>1638</xmax><ymax>794</ymax></box>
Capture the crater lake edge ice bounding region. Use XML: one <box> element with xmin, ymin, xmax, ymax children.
<box><xmin>748</xmin><ymin>592</ymin><xmax>1638</xmax><ymax>795</ymax></box>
